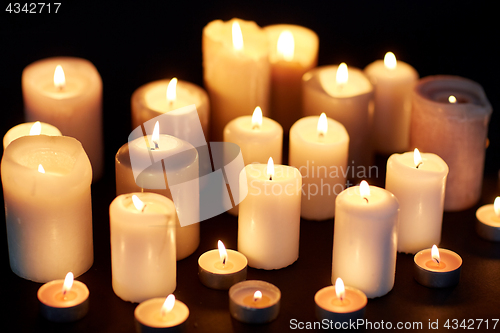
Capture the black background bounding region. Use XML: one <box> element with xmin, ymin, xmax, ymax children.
<box><xmin>1</xmin><ymin>1</ymin><xmax>500</xmax><ymax>332</ymax></box>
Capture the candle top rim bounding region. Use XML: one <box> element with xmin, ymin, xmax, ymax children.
<box><xmin>364</xmin><ymin>58</ymin><xmax>419</xmax><ymax>80</ymax></box>
<box><xmin>38</xmin><ymin>279</ymin><xmax>89</xmax><ymax>308</ymax></box>
<box><xmin>315</xmin><ymin>285</ymin><xmax>367</xmax><ymax>313</ymax></box>
<box><xmin>113</xmin><ymin>192</ymin><xmax>176</xmax><ymax>218</ymax></box>
<box><xmin>414</xmin><ymin>248</ymin><xmax>462</xmax><ymax>272</ymax></box>
<box><xmin>289</xmin><ymin>115</ymin><xmax>349</xmax><ymax>146</ymax></box>
<box><xmin>476</xmin><ymin>203</ymin><xmax>500</xmax><ymax>227</ymax></box>
<box><xmin>198</xmin><ymin>249</ymin><xmax>248</xmax><ymax>273</ymax></box>
<box><xmin>3</xmin><ymin>122</ymin><xmax>62</xmax><ymax>149</ymax></box>
<box><xmin>336</xmin><ymin>184</ymin><xmax>399</xmax><ymax>212</ymax></box>
<box><xmin>224</xmin><ymin>115</ymin><xmax>283</xmax><ymax>137</ymax></box>
<box><xmin>135</xmin><ymin>297</ymin><xmax>189</xmax><ymax>328</ymax></box>
<box><xmin>304</xmin><ymin>65</ymin><xmax>373</xmax><ymax>98</ymax></box>
<box><xmin>229</xmin><ymin>280</ymin><xmax>281</xmax><ymax>307</ymax></box>
<box><xmin>387</xmin><ymin>151</ymin><xmax>449</xmax><ymax>175</ymax></box>
<box><xmin>243</xmin><ymin>163</ymin><xmax>301</xmax><ymax>182</ymax></box>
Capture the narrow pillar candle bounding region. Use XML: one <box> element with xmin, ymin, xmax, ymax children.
<box><xmin>410</xmin><ymin>75</ymin><xmax>492</xmax><ymax>211</ymax></box>
<box><xmin>476</xmin><ymin>197</ymin><xmax>500</xmax><ymax>241</ymax></box>
<box><xmin>22</xmin><ymin>57</ymin><xmax>104</xmax><ymax>179</ymax></box>
<box><xmin>386</xmin><ymin>149</ymin><xmax>448</xmax><ymax>253</ymax></box>
<box><xmin>289</xmin><ymin>114</ymin><xmax>349</xmax><ymax>220</ymax></box>
<box><xmin>3</xmin><ymin>121</ymin><xmax>61</xmax><ymax>149</ymax></box>
<box><xmin>238</xmin><ymin>159</ymin><xmax>301</xmax><ymax>269</ymax></box>
<box><xmin>364</xmin><ymin>52</ymin><xmax>418</xmax><ymax>153</ymax></box>
<box><xmin>110</xmin><ymin>193</ymin><xmax>177</xmax><ymax>303</ymax></box>
<box><xmin>332</xmin><ymin>181</ymin><xmax>399</xmax><ymax>298</ymax></box>
<box><xmin>1</xmin><ymin>135</ymin><xmax>93</xmax><ymax>282</ymax></box>
<box><xmin>203</xmin><ymin>18</ymin><xmax>270</xmax><ymax>141</ymax></box>
<box><xmin>302</xmin><ymin>64</ymin><xmax>374</xmax><ymax>169</ymax></box>
<box><xmin>264</xmin><ymin>24</ymin><xmax>318</xmax><ymax>132</ymax></box>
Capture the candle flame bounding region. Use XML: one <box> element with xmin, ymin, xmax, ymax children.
<box><xmin>252</xmin><ymin>106</ymin><xmax>263</xmax><ymax>130</ymax></box>
<box><xmin>494</xmin><ymin>197</ymin><xmax>500</xmax><ymax>217</ymax></box>
<box><xmin>38</xmin><ymin>164</ymin><xmax>45</xmax><ymax>174</ymax></box>
<box><xmin>448</xmin><ymin>95</ymin><xmax>457</xmax><ymax>104</ymax></box>
<box><xmin>431</xmin><ymin>245</ymin><xmax>440</xmax><ymax>264</ymax></box>
<box><xmin>384</xmin><ymin>52</ymin><xmax>397</xmax><ymax>70</ymax></box>
<box><xmin>30</xmin><ymin>121</ymin><xmax>42</xmax><ymax>135</ymax></box>
<box><xmin>277</xmin><ymin>30</ymin><xmax>294</xmax><ymax>61</ymax></box>
<box><xmin>414</xmin><ymin>148</ymin><xmax>423</xmax><ymax>168</ymax></box>
<box><xmin>151</xmin><ymin>121</ymin><xmax>160</xmax><ymax>150</ymax></box>
<box><xmin>359</xmin><ymin>180</ymin><xmax>370</xmax><ymax>199</ymax></box>
<box><xmin>161</xmin><ymin>294</ymin><xmax>176</xmax><ymax>318</ymax></box>
<box><xmin>267</xmin><ymin>157</ymin><xmax>274</xmax><ymax>181</ymax></box>
<box><xmin>62</xmin><ymin>272</ymin><xmax>74</xmax><ymax>295</ymax></box>
<box><xmin>132</xmin><ymin>195</ymin><xmax>145</xmax><ymax>212</ymax></box>
<box><xmin>317</xmin><ymin>113</ymin><xmax>328</xmax><ymax>137</ymax></box>
<box><xmin>218</xmin><ymin>240</ymin><xmax>228</xmax><ymax>266</ymax></box>
<box><xmin>232</xmin><ymin>21</ymin><xmax>244</xmax><ymax>51</ymax></box>
<box><xmin>166</xmin><ymin>77</ymin><xmax>178</xmax><ymax>102</ymax></box>
<box><xmin>336</xmin><ymin>63</ymin><xmax>348</xmax><ymax>86</ymax></box>
<box><xmin>54</xmin><ymin>65</ymin><xmax>66</xmax><ymax>90</ymax></box>
<box><xmin>335</xmin><ymin>277</ymin><xmax>345</xmax><ymax>301</ymax></box>
<box><xmin>253</xmin><ymin>290</ymin><xmax>262</xmax><ymax>302</ymax></box>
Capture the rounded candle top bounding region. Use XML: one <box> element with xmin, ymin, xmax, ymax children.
<box><xmin>414</xmin><ymin>247</ymin><xmax>462</xmax><ymax>272</ymax></box>
<box><xmin>364</xmin><ymin>54</ymin><xmax>418</xmax><ymax>82</ymax></box>
<box><xmin>135</xmin><ymin>297</ymin><xmax>189</xmax><ymax>328</ymax></box>
<box><xmin>229</xmin><ymin>280</ymin><xmax>280</xmax><ymax>309</ymax></box>
<box><xmin>38</xmin><ymin>278</ymin><xmax>89</xmax><ymax>308</ymax></box>
<box><xmin>336</xmin><ymin>182</ymin><xmax>399</xmax><ymax>216</ymax></box>
<box><xmin>476</xmin><ymin>199</ymin><xmax>500</xmax><ymax>227</ymax></box>
<box><xmin>224</xmin><ymin>114</ymin><xmax>282</xmax><ymax>141</ymax></box>
<box><xmin>387</xmin><ymin>150</ymin><xmax>448</xmax><ymax>178</ymax></box>
<box><xmin>290</xmin><ymin>115</ymin><xmax>349</xmax><ymax>146</ymax></box>
<box><xmin>198</xmin><ymin>248</ymin><xmax>248</xmax><ymax>274</ymax></box>
<box><xmin>3</xmin><ymin>121</ymin><xmax>62</xmax><ymax>149</ymax></box>
<box><xmin>264</xmin><ymin>24</ymin><xmax>318</xmax><ymax>66</ymax></box>
<box><xmin>111</xmin><ymin>192</ymin><xmax>176</xmax><ymax>227</ymax></box>
<box><xmin>315</xmin><ymin>284</ymin><xmax>367</xmax><ymax>314</ymax></box>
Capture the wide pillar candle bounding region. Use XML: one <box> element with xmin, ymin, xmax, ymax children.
<box><xmin>22</xmin><ymin>57</ymin><xmax>104</xmax><ymax>180</ymax></box>
<box><xmin>332</xmin><ymin>182</ymin><xmax>399</xmax><ymax>298</ymax></box>
<box><xmin>1</xmin><ymin>135</ymin><xmax>93</xmax><ymax>282</ymax></box>
<box><xmin>302</xmin><ymin>64</ymin><xmax>374</xmax><ymax>170</ymax></box>
<box><xmin>386</xmin><ymin>150</ymin><xmax>449</xmax><ymax>253</ymax></box>
<box><xmin>264</xmin><ymin>24</ymin><xmax>318</xmax><ymax>132</ymax></box>
<box><xmin>289</xmin><ymin>115</ymin><xmax>349</xmax><ymax>220</ymax></box>
<box><xmin>410</xmin><ymin>75</ymin><xmax>492</xmax><ymax>211</ymax></box>
<box><xmin>203</xmin><ymin>18</ymin><xmax>270</xmax><ymax>141</ymax></box>
<box><xmin>238</xmin><ymin>162</ymin><xmax>301</xmax><ymax>269</ymax></box>
<box><xmin>110</xmin><ymin>193</ymin><xmax>176</xmax><ymax>303</ymax></box>
<box><xmin>364</xmin><ymin>52</ymin><xmax>418</xmax><ymax>154</ymax></box>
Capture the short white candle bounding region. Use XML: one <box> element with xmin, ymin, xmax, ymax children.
<box><xmin>135</xmin><ymin>295</ymin><xmax>189</xmax><ymax>332</ymax></box>
<box><xmin>229</xmin><ymin>280</ymin><xmax>280</xmax><ymax>324</ymax></box>
<box><xmin>3</xmin><ymin>121</ymin><xmax>61</xmax><ymax>149</ymax></box>
<box><xmin>476</xmin><ymin>197</ymin><xmax>500</xmax><ymax>241</ymax></box>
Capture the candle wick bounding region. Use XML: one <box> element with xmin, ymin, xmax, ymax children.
<box><xmin>252</xmin><ymin>124</ymin><xmax>260</xmax><ymax>130</ymax></box>
<box><xmin>363</xmin><ymin>197</ymin><xmax>369</xmax><ymax>203</ymax></box>
<box><xmin>141</xmin><ymin>204</ymin><xmax>146</xmax><ymax>213</ymax></box>
<box><xmin>222</xmin><ymin>257</ymin><xmax>226</xmax><ymax>266</ymax></box>
<box><xmin>416</xmin><ymin>162</ymin><xmax>423</xmax><ymax>169</ymax></box>
<box><xmin>269</xmin><ymin>175</ymin><xmax>272</xmax><ymax>181</ymax></box>
<box><xmin>434</xmin><ymin>258</ymin><xmax>440</xmax><ymax>265</ymax></box>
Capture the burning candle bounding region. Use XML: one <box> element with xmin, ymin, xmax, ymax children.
<box><xmin>38</xmin><ymin>272</ymin><xmax>90</xmax><ymax>322</ymax></box>
<box><xmin>22</xmin><ymin>57</ymin><xmax>104</xmax><ymax>179</ymax></box>
<box><xmin>476</xmin><ymin>197</ymin><xmax>500</xmax><ymax>241</ymax></box>
<box><xmin>110</xmin><ymin>193</ymin><xmax>177</xmax><ymax>303</ymax></box>
<box><xmin>332</xmin><ymin>181</ymin><xmax>399</xmax><ymax>298</ymax></box>
<box><xmin>198</xmin><ymin>240</ymin><xmax>248</xmax><ymax>290</ymax></box>
<box><xmin>135</xmin><ymin>294</ymin><xmax>189</xmax><ymax>332</ymax></box>
<box><xmin>289</xmin><ymin>113</ymin><xmax>349</xmax><ymax>220</ymax></box>
<box><xmin>229</xmin><ymin>280</ymin><xmax>280</xmax><ymax>324</ymax></box>
<box><xmin>315</xmin><ymin>278</ymin><xmax>367</xmax><ymax>323</ymax></box>
<box><xmin>414</xmin><ymin>245</ymin><xmax>462</xmax><ymax>288</ymax></box>
<box><xmin>3</xmin><ymin>121</ymin><xmax>61</xmax><ymax>149</ymax></box>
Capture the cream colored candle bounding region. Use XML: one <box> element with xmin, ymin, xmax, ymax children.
<box><xmin>203</xmin><ymin>18</ymin><xmax>270</xmax><ymax>141</ymax></box>
<box><xmin>131</xmin><ymin>78</ymin><xmax>210</xmax><ymax>140</ymax></box>
<box><xmin>264</xmin><ymin>24</ymin><xmax>318</xmax><ymax>132</ymax></box>
<box><xmin>414</xmin><ymin>245</ymin><xmax>462</xmax><ymax>288</ymax></box>
<box><xmin>302</xmin><ymin>64</ymin><xmax>374</xmax><ymax>169</ymax></box>
<box><xmin>364</xmin><ymin>52</ymin><xmax>418</xmax><ymax>153</ymax></box>
<box><xmin>115</xmin><ymin>131</ymin><xmax>199</xmax><ymax>261</ymax></box>
<box><xmin>238</xmin><ymin>159</ymin><xmax>301</xmax><ymax>269</ymax></box>
<box><xmin>135</xmin><ymin>295</ymin><xmax>189</xmax><ymax>332</ymax></box>
<box><xmin>410</xmin><ymin>75</ymin><xmax>492</xmax><ymax>211</ymax></box>
<box><xmin>22</xmin><ymin>57</ymin><xmax>103</xmax><ymax>179</ymax></box>
<box><xmin>1</xmin><ymin>135</ymin><xmax>93</xmax><ymax>282</ymax></box>
<box><xmin>289</xmin><ymin>114</ymin><xmax>349</xmax><ymax>220</ymax></box>
<box><xmin>3</xmin><ymin>121</ymin><xmax>61</xmax><ymax>149</ymax></box>
<box><xmin>229</xmin><ymin>280</ymin><xmax>281</xmax><ymax>324</ymax></box>
<box><xmin>315</xmin><ymin>278</ymin><xmax>367</xmax><ymax>322</ymax></box>
<box><xmin>476</xmin><ymin>197</ymin><xmax>500</xmax><ymax>241</ymax></box>
<box><xmin>332</xmin><ymin>181</ymin><xmax>399</xmax><ymax>298</ymax></box>
<box><xmin>110</xmin><ymin>193</ymin><xmax>177</xmax><ymax>303</ymax></box>
<box><xmin>386</xmin><ymin>149</ymin><xmax>448</xmax><ymax>254</ymax></box>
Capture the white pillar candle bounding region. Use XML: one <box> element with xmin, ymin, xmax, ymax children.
<box><xmin>203</xmin><ymin>18</ymin><xmax>270</xmax><ymax>141</ymax></box>
<box><xmin>135</xmin><ymin>295</ymin><xmax>189</xmax><ymax>332</ymax></box>
<box><xmin>1</xmin><ymin>135</ymin><xmax>93</xmax><ymax>282</ymax></box>
<box><xmin>476</xmin><ymin>197</ymin><xmax>500</xmax><ymax>241</ymax></box>
<box><xmin>131</xmin><ymin>78</ymin><xmax>210</xmax><ymax>140</ymax></box>
<box><xmin>264</xmin><ymin>24</ymin><xmax>318</xmax><ymax>132</ymax></box>
<box><xmin>302</xmin><ymin>63</ymin><xmax>374</xmax><ymax>169</ymax></box>
<box><xmin>386</xmin><ymin>149</ymin><xmax>449</xmax><ymax>253</ymax></box>
<box><xmin>110</xmin><ymin>193</ymin><xmax>177</xmax><ymax>303</ymax></box>
<box><xmin>115</xmin><ymin>131</ymin><xmax>200</xmax><ymax>261</ymax></box>
<box><xmin>3</xmin><ymin>121</ymin><xmax>61</xmax><ymax>149</ymax></box>
<box><xmin>22</xmin><ymin>57</ymin><xmax>104</xmax><ymax>180</ymax></box>
<box><xmin>289</xmin><ymin>114</ymin><xmax>349</xmax><ymax>220</ymax></box>
<box><xmin>332</xmin><ymin>181</ymin><xmax>399</xmax><ymax>298</ymax></box>
<box><xmin>364</xmin><ymin>52</ymin><xmax>419</xmax><ymax>154</ymax></box>
<box><xmin>410</xmin><ymin>75</ymin><xmax>492</xmax><ymax>211</ymax></box>
<box><xmin>238</xmin><ymin>158</ymin><xmax>301</xmax><ymax>269</ymax></box>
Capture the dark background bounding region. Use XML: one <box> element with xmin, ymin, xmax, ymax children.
<box><xmin>1</xmin><ymin>1</ymin><xmax>499</xmax><ymax>332</ymax></box>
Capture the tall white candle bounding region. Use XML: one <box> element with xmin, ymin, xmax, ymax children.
<box><xmin>110</xmin><ymin>193</ymin><xmax>177</xmax><ymax>303</ymax></box>
<box><xmin>386</xmin><ymin>149</ymin><xmax>448</xmax><ymax>253</ymax></box>
<box><xmin>332</xmin><ymin>181</ymin><xmax>399</xmax><ymax>298</ymax></box>
<box><xmin>1</xmin><ymin>135</ymin><xmax>93</xmax><ymax>282</ymax></box>
<box><xmin>22</xmin><ymin>57</ymin><xmax>103</xmax><ymax>180</ymax></box>
<box><xmin>3</xmin><ymin>121</ymin><xmax>61</xmax><ymax>149</ymax></box>
<box><xmin>289</xmin><ymin>114</ymin><xmax>349</xmax><ymax>220</ymax></box>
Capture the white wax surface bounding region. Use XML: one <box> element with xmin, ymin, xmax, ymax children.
<box><xmin>318</xmin><ymin>66</ymin><xmax>372</xmax><ymax>98</ymax></box>
<box><xmin>229</xmin><ymin>280</ymin><xmax>280</xmax><ymax>308</ymax></box>
<box><xmin>38</xmin><ymin>280</ymin><xmax>89</xmax><ymax>308</ymax></box>
<box><xmin>198</xmin><ymin>249</ymin><xmax>247</xmax><ymax>274</ymax></box>
<box><xmin>476</xmin><ymin>204</ymin><xmax>500</xmax><ymax>227</ymax></box>
<box><xmin>414</xmin><ymin>248</ymin><xmax>462</xmax><ymax>272</ymax></box>
<box><xmin>315</xmin><ymin>285</ymin><xmax>367</xmax><ymax>313</ymax></box>
<box><xmin>3</xmin><ymin>122</ymin><xmax>62</xmax><ymax>149</ymax></box>
<box><xmin>135</xmin><ymin>297</ymin><xmax>189</xmax><ymax>328</ymax></box>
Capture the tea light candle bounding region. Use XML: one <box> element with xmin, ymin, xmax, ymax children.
<box><xmin>229</xmin><ymin>280</ymin><xmax>280</xmax><ymax>324</ymax></box>
<box><xmin>410</xmin><ymin>75</ymin><xmax>492</xmax><ymax>211</ymax></box>
<box><xmin>414</xmin><ymin>245</ymin><xmax>462</xmax><ymax>288</ymax></box>
<box><xmin>476</xmin><ymin>197</ymin><xmax>500</xmax><ymax>241</ymax></box>
<box><xmin>38</xmin><ymin>272</ymin><xmax>89</xmax><ymax>322</ymax></box>
<box><xmin>3</xmin><ymin>121</ymin><xmax>61</xmax><ymax>149</ymax></box>
<box><xmin>315</xmin><ymin>278</ymin><xmax>367</xmax><ymax>323</ymax></box>
<box><xmin>135</xmin><ymin>295</ymin><xmax>189</xmax><ymax>333</ymax></box>
<box><xmin>198</xmin><ymin>240</ymin><xmax>248</xmax><ymax>290</ymax></box>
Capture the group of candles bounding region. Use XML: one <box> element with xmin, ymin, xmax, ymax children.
<box><xmin>1</xmin><ymin>16</ymin><xmax>498</xmax><ymax>330</ymax></box>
